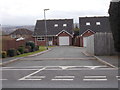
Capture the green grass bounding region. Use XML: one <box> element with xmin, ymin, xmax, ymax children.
<box><xmin>14</xmin><ymin>46</ymin><xmax>48</xmax><ymax>58</ymax></box>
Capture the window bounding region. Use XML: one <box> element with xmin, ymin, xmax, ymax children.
<box><xmin>37</xmin><ymin>37</ymin><xmax>45</xmax><ymax>41</ymax></box>
<box><xmin>96</xmin><ymin>22</ymin><xmax>101</xmax><ymax>25</ymax></box>
<box><xmin>63</xmin><ymin>24</ymin><xmax>67</xmax><ymax>27</ymax></box>
<box><xmin>54</xmin><ymin>24</ymin><xmax>58</xmax><ymax>27</ymax></box>
<box><xmin>86</xmin><ymin>22</ymin><xmax>90</xmax><ymax>26</ymax></box>
<box><xmin>11</xmin><ymin>35</ymin><xmax>16</xmax><ymax>38</ymax></box>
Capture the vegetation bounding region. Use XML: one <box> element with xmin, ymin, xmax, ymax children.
<box><xmin>7</xmin><ymin>48</ymin><xmax>17</xmax><ymax>57</ymax></box>
<box><xmin>2</xmin><ymin>51</ymin><xmax>7</xmax><ymax>58</ymax></box>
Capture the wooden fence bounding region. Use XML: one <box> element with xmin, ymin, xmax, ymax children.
<box><xmin>86</xmin><ymin>32</ymin><xmax>117</xmax><ymax>56</ymax></box>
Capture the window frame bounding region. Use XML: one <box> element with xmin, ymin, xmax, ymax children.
<box><xmin>86</xmin><ymin>22</ymin><xmax>91</xmax><ymax>26</ymax></box>
<box><xmin>96</xmin><ymin>22</ymin><xmax>101</xmax><ymax>25</ymax></box>
<box><xmin>63</xmin><ymin>24</ymin><xmax>67</xmax><ymax>27</ymax></box>
<box><xmin>54</xmin><ymin>24</ymin><xmax>58</xmax><ymax>27</ymax></box>
<box><xmin>37</xmin><ymin>37</ymin><xmax>45</xmax><ymax>41</ymax></box>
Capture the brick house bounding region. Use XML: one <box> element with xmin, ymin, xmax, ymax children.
<box><xmin>74</xmin><ymin>16</ymin><xmax>111</xmax><ymax>47</ymax></box>
<box><xmin>10</xmin><ymin>28</ymin><xmax>33</xmax><ymax>39</ymax></box>
<box><xmin>33</xmin><ymin>19</ymin><xmax>73</xmax><ymax>46</ymax></box>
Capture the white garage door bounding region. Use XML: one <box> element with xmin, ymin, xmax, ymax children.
<box><xmin>59</xmin><ymin>36</ymin><xmax>70</xmax><ymax>46</ymax></box>
<box><xmin>83</xmin><ymin>37</ymin><xmax>88</xmax><ymax>47</ymax></box>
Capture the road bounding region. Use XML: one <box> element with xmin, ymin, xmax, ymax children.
<box><xmin>1</xmin><ymin>46</ymin><xmax>119</xmax><ymax>88</ymax></box>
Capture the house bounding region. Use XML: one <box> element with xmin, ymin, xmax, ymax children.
<box><xmin>10</xmin><ymin>28</ymin><xmax>33</xmax><ymax>39</ymax></box>
<box><xmin>33</xmin><ymin>19</ymin><xmax>73</xmax><ymax>46</ymax></box>
<box><xmin>75</xmin><ymin>16</ymin><xmax>111</xmax><ymax>47</ymax></box>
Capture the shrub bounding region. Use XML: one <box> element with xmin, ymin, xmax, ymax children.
<box><xmin>18</xmin><ymin>46</ymin><xmax>25</xmax><ymax>54</ymax></box>
<box><xmin>26</xmin><ymin>41</ymin><xmax>35</xmax><ymax>52</ymax></box>
<box><xmin>24</xmin><ymin>49</ymin><xmax>29</xmax><ymax>53</ymax></box>
<box><xmin>2</xmin><ymin>51</ymin><xmax>7</xmax><ymax>58</ymax></box>
<box><xmin>7</xmin><ymin>48</ymin><xmax>17</xmax><ymax>57</ymax></box>
<box><xmin>25</xmin><ymin>46</ymin><xmax>32</xmax><ymax>52</ymax></box>
<box><xmin>34</xmin><ymin>45</ymin><xmax>39</xmax><ymax>51</ymax></box>
<box><xmin>17</xmin><ymin>50</ymin><xmax>21</xmax><ymax>55</ymax></box>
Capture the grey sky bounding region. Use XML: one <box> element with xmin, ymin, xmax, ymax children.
<box><xmin>0</xmin><ymin>0</ymin><xmax>111</xmax><ymax>25</ymax></box>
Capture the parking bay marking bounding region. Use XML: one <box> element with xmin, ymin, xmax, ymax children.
<box><xmin>19</xmin><ymin>67</ymin><xmax>46</xmax><ymax>80</ymax></box>
<box><xmin>83</xmin><ymin>76</ymin><xmax>107</xmax><ymax>81</ymax></box>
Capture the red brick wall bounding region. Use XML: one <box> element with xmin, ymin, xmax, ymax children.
<box><xmin>2</xmin><ymin>37</ymin><xmax>34</xmax><ymax>51</ymax></box>
<box><xmin>74</xmin><ymin>31</ymin><xmax>95</xmax><ymax>47</ymax></box>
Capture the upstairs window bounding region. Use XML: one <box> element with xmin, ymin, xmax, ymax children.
<box><xmin>86</xmin><ymin>22</ymin><xmax>90</xmax><ymax>26</ymax></box>
<box><xmin>63</xmin><ymin>24</ymin><xmax>67</xmax><ymax>27</ymax></box>
<box><xmin>54</xmin><ymin>24</ymin><xmax>58</xmax><ymax>27</ymax></box>
<box><xmin>96</xmin><ymin>22</ymin><xmax>101</xmax><ymax>25</ymax></box>
<box><xmin>37</xmin><ymin>37</ymin><xmax>45</xmax><ymax>41</ymax></box>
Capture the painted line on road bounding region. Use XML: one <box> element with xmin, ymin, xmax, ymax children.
<box><xmin>84</xmin><ymin>75</ymin><xmax>107</xmax><ymax>81</ymax></box>
<box><xmin>19</xmin><ymin>67</ymin><xmax>46</xmax><ymax>80</ymax></box>
<box><xmin>116</xmin><ymin>76</ymin><xmax>120</xmax><ymax>80</ymax></box>
<box><xmin>51</xmin><ymin>79</ymin><xmax>74</xmax><ymax>81</ymax></box>
<box><xmin>19</xmin><ymin>79</ymin><xmax>42</xmax><ymax>81</ymax></box>
<box><xmin>55</xmin><ymin>76</ymin><xmax>75</xmax><ymax>78</ymax></box>
<box><xmin>0</xmin><ymin>79</ymin><xmax>8</xmax><ymax>80</ymax></box>
<box><xmin>27</xmin><ymin>76</ymin><xmax>46</xmax><ymax>79</ymax></box>
<box><xmin>83</xmin><ymin>79</ymin><xmax>107</xmax><ymax>81</ymax></box>
<box><xmin>84</xmin><ymin>76</ymin><xmax>106</xmax><ymax>78</ymax></box>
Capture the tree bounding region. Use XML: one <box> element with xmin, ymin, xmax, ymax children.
<box><xmin>108</xmin><ymin>1</ymin><xmax>120</xmax><ymax>52</ymax></box>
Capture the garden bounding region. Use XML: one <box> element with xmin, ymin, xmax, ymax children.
<box><xmin>2</xmin><ymin>41</ymin><xmax>47</xmax><ymax>58</ymax></box>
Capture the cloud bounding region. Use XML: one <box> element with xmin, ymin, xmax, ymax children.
<box><xmin>0</xmin><ymin>0</ymin><xmax>111</xmax><ymax>25</ymax></box>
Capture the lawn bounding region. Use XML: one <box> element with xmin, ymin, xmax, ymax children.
<box><xmin>14</xmin><ymin>46</ymin><xmax>53</xmax><ymax>57</ymax></box>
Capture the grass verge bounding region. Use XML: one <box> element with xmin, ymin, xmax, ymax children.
<box><xmin>14</xmin><ymin>46</ymin><xmax>47</xmax><ymax>57</ymax></box>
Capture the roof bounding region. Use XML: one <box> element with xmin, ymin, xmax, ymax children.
<box><xmin>79</xmin><ymin>16</ymin><xmax>111</xmax><ymax>35</ymax></box>
<box><xmin>10</xmin><ymin>28</ymin><xmax>33</xmax><ymax>35</ymax></box>
<box><xmin>34</xmin><ymin>19</ymin><xmax>73</xmax><ymax>36</ymax></box>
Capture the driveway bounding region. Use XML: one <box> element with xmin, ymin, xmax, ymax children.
<box><xmin>4</xmin><ymin>46</ymin><xmax>105</xmax><ymax>67</ymax></box>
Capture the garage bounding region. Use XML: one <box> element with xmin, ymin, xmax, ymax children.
<box><xmin>83</xmin><ymin>37</ymin><xmax>88</xmax><ymax>47</ymax></box>
<box><xmin>59</xmin><ymin>36</ymin><xmax>70</xmax><ymax>46</ymax></box>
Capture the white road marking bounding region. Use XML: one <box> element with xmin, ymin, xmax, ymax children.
<box><xmin>27</xmin><ymin>76</ymin><xmax>46</xmax><ymax>78</ymax></box>
<box><xmin>51</xmin><ymin>79</ymin><xmax>74</xmax><ymax>81</ymax></box>
<box><xmin>84</xmin><ymin>76</ymin><xmax>106</xmax><ymax>78</ymax></box>
<box><xmin>116</xmin><ymin>76</ymin><xmax>120</xmax><ymax>80</ymax></box>
<box><xmin>19</xmin><ymin>67</ymin><xmax>46</xmax><ymax>80</ymax></box>
<box><xmin>19</xmin><ymin>79</ymin><xmax>42</xmax><ymax>81</ymax></box>
<box><xmin>0</xmin><ymin>79</ymin><xmax>8</xmax><ymax>80</ymax></box>
<box><xmin>55</xmin><ymin>76</ymin><xmax>75</xmax><ymax>78</ymax></box>
<box><xmin>2</xmin><ymin>69</ymin><xmax>39</xmax><ymax>70</ymax></box>
<box><xmin>84</xmin><ymin>75</ymin><xmax>107</xmax><ymax>81</ymax></box>
<box><xmin>83</xmin><ymin>79</ymin><xmax>107</xmax><ymax>81</ymax></box>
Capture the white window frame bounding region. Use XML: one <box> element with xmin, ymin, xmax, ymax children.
<box><xmin>96</xmin><ymin>22</ymin><xmax>101</xmax><ymax>25</ymax></box>
<box><xmin>37</xmin><ymin>37</ymin><xmax>45</xmax><ymax>41</ymax></box>
<box><xmin>86</xmin><ymin>22</ymin><xmax>90</xmax><ymax>26</ymax></box>
<box><xmin>54</xmin><ymin>24</ymin><xmax>58</xmax><ymax>27</ymax></box>
<box><xmin>63</xmin><ymin>24</ymin><xmax>67</xmax><ymax>27</ymax></box>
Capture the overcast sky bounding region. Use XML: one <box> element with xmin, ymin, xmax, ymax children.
<box><xmin>0</xmin><ymin>0</ymin><xmax>111</xmax><ymax>25</ymax></box>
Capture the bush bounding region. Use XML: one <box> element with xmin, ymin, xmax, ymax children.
<box><xmin>2</xmin><ymin>51</ymin><xmax>7</xmax><ymax>58</ymax></box>
<box><xmin>7</xmin><ymin>48</ymin><xmax>17</xmax><ymax>57</ymax></box>
<box><xmin>24</xmin><ymin>49</ymin><xmax>29</xmax><ymax>53</ymax></box>
<box><xmin>34</xmin><ymin>45</ymin><xmax>39</xmax><ymax>51</ymax></box>
<box><xmin>26</xmin><ymin>41</ymin><xmax>35</xmax><ymax>52</ymax></box>
<box><xmin>17</xmin><ymin>50</ymin><xmax>21</xmax><ymax>55</ymax></box>
<box><xmin>25</xmin><ymin>46</ymin><xmax>32</xmax><ymax>52</ymax></box>
<box><xmin>18</xmin><ymin>46</ymin><xmax>25</xmax><ymax>54</ymax></box>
